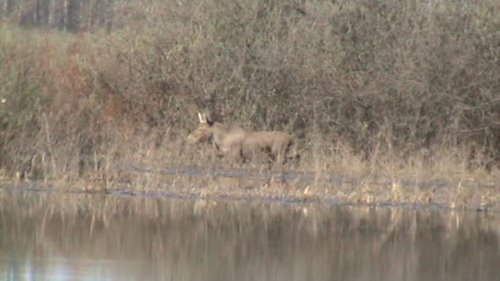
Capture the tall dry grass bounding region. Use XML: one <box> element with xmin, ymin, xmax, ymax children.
<box><xmin>0</xmin><ymin>0</ymin><xmax>499</xmax><ymax>191</ymax></box>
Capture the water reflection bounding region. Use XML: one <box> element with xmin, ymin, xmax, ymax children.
<box><xmin>0</xmin><ymin>191</ymin><xmax>499</xmax><ymax>281</ymax></box>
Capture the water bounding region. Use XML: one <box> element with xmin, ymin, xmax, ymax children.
<box><xmin>1</xmin><ymin>191</ymin><xmax>499</xmax><ymax>281</ymax></box>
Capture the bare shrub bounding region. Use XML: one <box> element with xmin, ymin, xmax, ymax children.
<box><xmin>0</xmin><ymin>0</ymin><xmax>499</xmax><ymax>184</ymax></box>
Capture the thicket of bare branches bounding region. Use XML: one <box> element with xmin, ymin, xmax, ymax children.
<box><xmin>0</xmin><ymin>0</ymin><xmax>499</xmax><ymax>181</ymax></box>
<box><xmin>1</xmin><ymin>0</ymin><xmax>112</xmax><ymax>31</ymax></box>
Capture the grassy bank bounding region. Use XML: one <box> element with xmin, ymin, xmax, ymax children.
<box><xmin>0</xmin><ymin>0</ymin><xmax>499</xmax><ymax>208</ymax></box>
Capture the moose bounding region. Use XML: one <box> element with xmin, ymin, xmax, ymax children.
<box><xmin>187</xmin><ymin>112</ymin><xmax>297</xmax><ymax>167</ymax></box>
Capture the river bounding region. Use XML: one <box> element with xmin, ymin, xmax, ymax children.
<box><xmin>0</xmin><ymin>190</ymin><xmax>499</xmax><ymax>280</ymax></box>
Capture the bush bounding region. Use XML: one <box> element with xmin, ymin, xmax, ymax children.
<box><xmin>0</xmin><ymin>0</ymin><xmax>499</xmax><ymax>182</ymax></box>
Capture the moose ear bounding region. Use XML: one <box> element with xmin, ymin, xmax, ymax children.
<box><xmin>198</xmin><ymin>112</ymin><xmax>206</xmax><ymax>124</ymax></box>
<box><xmin>205</xmin><ymin>112</ymin><xmax>215</xmax><ymax>125</ymax></box>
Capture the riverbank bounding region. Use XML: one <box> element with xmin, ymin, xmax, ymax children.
<box><xmin>3</xmin><ymin>164</ymin><xmax>499</xmax><ymax>212</ymax></box>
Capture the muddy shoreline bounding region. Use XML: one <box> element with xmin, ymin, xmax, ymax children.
<box><xmin>3</xmin><ymin>165</ymin><xmax>499</xmax><ymax>212</ymax></box>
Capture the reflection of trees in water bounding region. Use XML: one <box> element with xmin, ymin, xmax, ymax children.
<box><xmin>0</xmin><ymin>192</ymin><xmax>499</xmax><ymax>280</ymax></box>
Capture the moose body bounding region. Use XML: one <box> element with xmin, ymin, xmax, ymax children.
<box><xmin>187</xmin><ymin>113</ymin><xmax>295</xmax><ymax>166</ymax></box>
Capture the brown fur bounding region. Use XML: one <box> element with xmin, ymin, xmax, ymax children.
<box><xmin>187</xmin><ymin>113</ymin><xmax>295</xmax><ymax>165</ymax></box>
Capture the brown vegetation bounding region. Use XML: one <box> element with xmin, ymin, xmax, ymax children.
<box><xmin>0</xmin><ymin>0</ymin><xmax>499</xmax><ymax>203</ymax></box>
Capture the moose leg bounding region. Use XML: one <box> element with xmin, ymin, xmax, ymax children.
<box><xmin>266</xmin><ymin>151</ymin><xmax>285</xmax><ymax>185</ymax></box>
<box><xmin>225</xmin><ymin>146</ymin><xmax>245</xmax><ymax>188</ymax></box>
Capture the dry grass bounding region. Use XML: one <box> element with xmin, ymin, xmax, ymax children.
<box><xmin>0</xmin><ymin>0</ymin><xmax>499</xmax><ymax>209</ymax></box>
